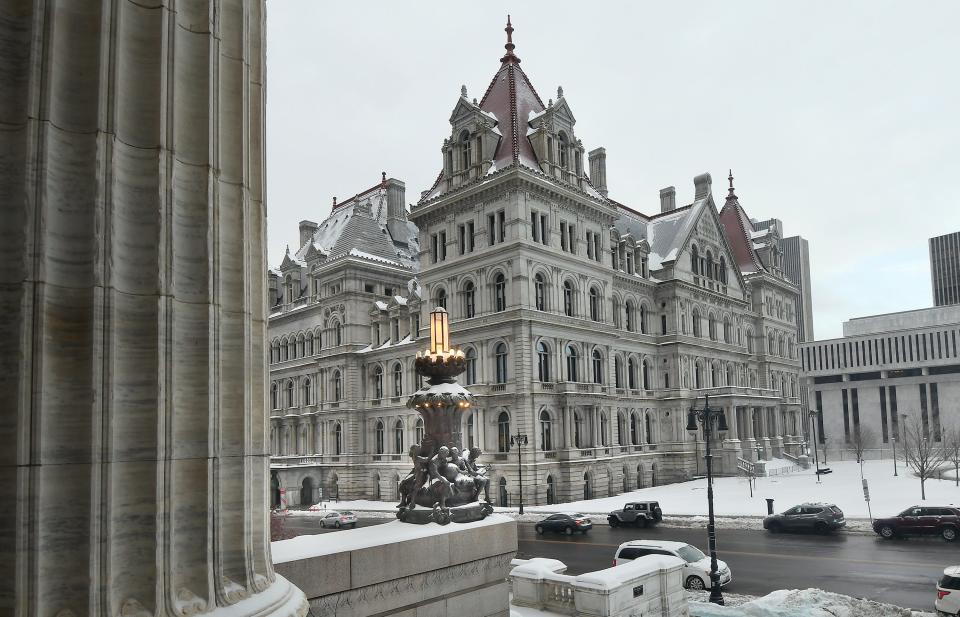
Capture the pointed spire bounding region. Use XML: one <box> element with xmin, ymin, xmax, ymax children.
<box><xmin>285</xmin><ymin>244</ymin><xmax>290</xmax><ymax>256</ymax></box>
<box><xmin>332</xmin><ymin>196</ymin><xmax>337</xmax><ymax>207</ymax></box>
<box><xmin>726</xmin><ymin>169</ymin><xmax>738</xmax><ymax>201</ymax></box>
<box><xmin>500</xmin><ymin>15</ymin><xmax>520</xmax><ymax>63</ymax></box>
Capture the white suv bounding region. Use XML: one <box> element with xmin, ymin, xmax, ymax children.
<box><xmin>614</xmin><ymin>540</ymin><xmax>732</xmax><ymax>591</ymax></box>
<box><xmin>937</xmin><ymin>566</ymin><xmax>960</xmax><ymax>616</ymax></box>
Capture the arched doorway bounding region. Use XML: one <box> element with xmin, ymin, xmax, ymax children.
<box><xmin>546</xmin><ymin>475</ymin><xmax>555</xmax><ymax>505</ymax></box>
<box><xmin>372</xmin><ymin>473</ymin><xmax>381</xmax><ymax>501</ymax></box>
<box><xmin>583</xmin><ymin>472</ymin><xmax>592</xmax><ymax>500</ymax></box>
<box><xmin>650</xmin><ymin>463</ymin><xmax>658</xmax><ymax>487</ymax></box>
<box><xmin>636</xmin><ymin>464</ymin><xmax>645</xmax><ymax>489</ymax></box>
<box><xmin>498</xmin><ymin>477</ymin><xmax>508</xmax><ymax>507</ymax></box>
<box><xmin>622</xmin><ymin>466</ymin><xmax>630</xmax><ymax>493</ymax></box>
<box><xmin>271</xmin><ymin>472</ymin><xmax>281</xmax><ymax>508</ymax></box>
<box><xmin>300</xmin><ymin>477</ymin><xmax>315</xmax><ymax>506</ymax></box>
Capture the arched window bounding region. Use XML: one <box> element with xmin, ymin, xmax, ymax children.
<box><xmin>286</xmin><ymin>380</ymin><xmax>295</xmax><ymax>408</ymax></box>
<box><xmin>589</xmin><ymin>286</ymin><xmax>601</xmax><ymax>321</ymax></box>
<box><xmin>600</xmin><ymin>413</ymin><xmax>609</xmax><ymax>446</ymax></box>
<box><xmin>297</xmin><ymin>334</ymin><xmax>305</xmax><ymax>358</ymax></box>
<box><xmin>778</xmin><ymin>336</ymin><xmax>785</xmax><ymax>357</ymax></box>
<box><xmin>435</xmin><ymin>287</ymin><xmax>447</xmax><ymax>310</ymax></box>
<box><xmin>334</xmin><ymin>321</ymin><xmax>343</xmax><ymax>346</ymax></box>
<box><xmin>540</xmin><ymin>410</ymin><xmax>553</xmax><ymax>451</ymax></box>
<box><xmin>563</xmin><ymin>280</ymin><xmax>574</xmax><ymax>317</ymax></box>
<box><xmin>627</xmin><ymin>358</ymin><xmax>637</xmax><ymax>390</ymax></box>
<box><xmin>333</xmin><ymin>370</ymin><xmax>342</xmax><ymax>401</ymax></box>
<box><xmin>284</xmin><ymin>275</ymin><xmax>294</xmax><ymax>303</ymax></box>
<box><xmin>592</xmin><ymin>349</ymin><xmax>603</xmax><ymax>384</ymax></box>
<box><xmin>645</xmin><ymin>413</ymin><xmax>655</xmax><ymax>444</ymax></box>
<box><xmin>537</xmin><ymin>341</ymin><xmax>551</xmax><ymax>382</ymax></box>
<box><xmin>372</xmin><ymin>365</ymin><xmax>383</xmax><ymax>400</ymax></box>
<box><xmin>625</xmin><ymin>301</ymin><xmax>635</xmax><ymax>332</ymax></box>
<box><xmin>612</xmin><ymin>297</ymin><xmax>622</xmax><ymax>328</ymax></box>
<box><xmin>271</xmin><ymin>383</ymin><xmax>279</xmax><ymax>409</ymax></box>
<box><xmin>546</xmin><ymin>475</ymin><xmax>555</xmax><ymax>505</ymax></box>
<box><xmin>392</xmin><ymin>362</ymin><xmax>403</xmax><ymax>397</ymax></box>
<box><xmin>288</xmin><ymin>338</ymin><xmax>296</xmax><ymax>360</ymax></box>
<box><xmin>694</xmin><ymin>362</ymin><xmax>703</xmax><ymax>389</ymax></box>
<box><xmin>565</xmin><ymin>345</ymin><xmax>579</xmax><ymax>382</ymax></box>
<box><xmin>495</xmin><ymin>343</ymin><xmax>508</xmax><ymax>383</ymax></box>
<box><xmin>462</xmin><ymin>281</ymin><xmax>475</xmax><ymax>318</ymax></box>
<box><xmin>640</xmin><ymin>305</ymin><xmax>647</xmax><ymax>334</ymax></box>
<box><xmin>534</xmin><ymin>273</ymin><xmax>546</xmax><ymax>311</ymax></box>
<box><xmin>615</xmin><ymin>357</ymin><xmax>624</xmax><ymax>389</ymax></box>
<box><xmin>768</xmin><ymin>333</ymin><xmax>775</xmax><ymax>355</ymax></box>
<box><xmin>497</xmin><ymin>412</ymin><xmax>510</xmax><ymax>452</ymax></box>
<box><xmin>494</xmin><ymin>273</ymin><xmax>506</xmax><ymax>312</ymax></box>
<box><xmin>617</xmin><ymin>413</ymin><xmax>626</xmax><ymax>446</ymax></box>
<box><xmin>726</xmin><ymin>364</ymin><xmax>735</xmax><ymax>386</ymax></box>
<box><xmin>375</xmin><ymin>420</ymin><xmax>384</xmax><ymax>454</ymax></box>
<box><xmin>465</xmin><ymin>347</ymin><xmax>477</xmax><ymax>384</ymax></box>
<box><xmin>641</xmin><ymin>359</ymin><xmax>650</xmax><ymax>390</ymax></box>
<box><xmin>334</xmin><ymin>422</ymin><xmax>343</xmax><ymax>455</ymax></box>
<box><xmin>706</xmin><ymin>251</ymin><xmax>714</xmax><ymax>280</ymax></box>
<box><xmin>691</xmin><ymin>245</ymin><xmax>699</xmax><ymax>275</ymax></box>
<box><xmin>303</xmin><ymin>378</ymin><xmax>312</xmax><ymax>406</ymax></box>
<box><xmin>415</xmin><ymin>417</ymin><xmax>424</xmax><ymax>444</ymax></box>
<box><xmin>711</xmin><ymin>362</ymin><xmax>719</xmax><ymax>387</ymax></box>
<box><xmin>467</xmin><ymin>414</ymin><xmax>475</xmax><ymax>449</ymax></box>
<box><xmin>691</xmin><ymin>309</ymin><xmax>701</xmax><ymax>337</ymax></box>
<box><xmin>574</xmin><ymin>412</ymin><xmax>583</xmax><ymax>448</ymax></box>
<box><xmin>723</xmin><ymin>317</ymin><xmax>731</xmax><ymax>343</ymax></box>
<box><xmin>746</xmin><ymin>330</ymin><xmax>754</xmax><ymax>354</ymax></box>
<box><xmin>719</xmin><ymin>256</ymin><xmax>727</xmax><ymax>284</ymax></box>
<box><xmin>558</xmin><ymin>131</ymin><xmax>569</xmax><ymax>169</ymax></box>
<box><xmin>394</xmin><ymin>420</ymin><xmax>404</xmax><ymax>453</ymax></box>
<box><xmin>460</xmin><ymin>129</ymin><xmax>471</xmax><ymax>170</ymax></box>
<box><xmin>630</xmin><ymin>413</ymin><xmax>639</xmax><ymax>445</ymax></box>
<box><xmin>306</xmin><ymin>333</ymin><xmax>314</xmax><ymax>356</ymax></box>
<box><xmin>708</xmin><ymin>313</ymin><xmax>717</xmax><ymax>341</ymax></box>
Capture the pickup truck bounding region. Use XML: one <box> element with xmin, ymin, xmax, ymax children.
<box><xmin>607</xmin><ymin>501</ymin><xmax>663</xmax><ymax>528</ymax></box>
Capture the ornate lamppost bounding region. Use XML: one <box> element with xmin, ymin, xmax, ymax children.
<box><xmin>397</xmin><ymin>307</ymin><xmax>493</xmax><ymax>524</ymax></box>
<box><xmin>808</xmin><ymin>409</ymin><xmax>821</xmax><ymax>484</ymax></box>
<box><xmin>510</xmin><ymin>433</ymin><xmax>529</xmax><ymax>514</ymax></box>
<box><xmin>686</xmin><ymin>394</ymin><xmax>728</xmax><ymax>605</ymax></box>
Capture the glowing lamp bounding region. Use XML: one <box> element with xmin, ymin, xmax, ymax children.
<box><xmin>429</xmin><ymin>306</ymin><xmax>450</xmax><ymax>355</ymax></box>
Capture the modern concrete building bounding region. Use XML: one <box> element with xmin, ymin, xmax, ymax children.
<box><xmin>1</xmin><ymin>2</ymin><xmax>307</xmax><ymax>616</ymax></box>
<box><xmin>267</xmin><ymin>22</ymin><xmax>805</xmax><ymax>507</ymax></box>
<box><xmin>930</xmin><ymin>231</ymin><xmax>960</xmax><ymax>306</ymax></box>
<box><xmin>801</xmin><ymin>305</ymin><xmax>960</xmax><ymax>455</ymax></box>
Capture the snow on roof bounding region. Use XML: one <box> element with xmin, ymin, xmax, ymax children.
<box><xmin>374</xmin><ymin>300</ymin><xmax>388</xmax><ymax>311</ymax></box>
<box><xmin>271</xmin><ymin>513</ymin><xmax>513</xmax><ymax>564</ymax></box>
<box><xmin>573</xmin><ymin>555</ymin><xmax>684</xmax><ymax>590</ymax></box>
<box><xmin>643</xmin><ymin>201</ymin><xmax>704</xmax><ymax>270</ymax></box>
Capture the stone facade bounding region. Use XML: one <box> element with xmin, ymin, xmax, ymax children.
<box><xmin>0</xmin><ymin>2</ymin><xmax>306</xmax><ymax>615</ymax></box>
<box><xmin>267</xmin><ymin>24</ymin><xmax>804</xmax><ymax>507</ymax></box>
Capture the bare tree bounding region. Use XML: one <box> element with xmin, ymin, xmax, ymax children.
<box><xmin>944</xmin><ymin>426</ymin><xmax>960</xmax><ymax>488</ymax></box>
<box><xmin>902</xmin><ymin>417</ymin><xmax>947</xmax><ymax>500</ymax></box>
<box><xmin>850</xmin><ymin>425</ymin><xmax>876</xmax><ymax>464</ymax></box>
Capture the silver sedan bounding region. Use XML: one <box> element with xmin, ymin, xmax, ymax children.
<box><xmin>319</xmin><ymin>510</ymin><xmax>358</xmax><ymax>529</ymax></box>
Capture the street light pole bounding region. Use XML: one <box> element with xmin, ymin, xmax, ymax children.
<box><xmin>510</xmin><ymin>433</ymin><xmax>528</xmax><ymax>514</ymax></box>
<box><xmin>808</xmin><ymin>409</ymin><xmax>821</xmax><ymax>484</ymax></box>
<box><xmin>687</xmin><ymin>394</ymin><xmax>728</xmax><ymax>606</ymax></box>
<box><xmin>891</xmin><ymin>436</ymin><xmax>898</xmax><ymax>476</ymax></box>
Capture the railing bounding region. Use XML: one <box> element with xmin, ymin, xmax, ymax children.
<box><xmin>543</xmin><ymin>581</ymin><xmax>575</xmax><ymax>613</ymax></box>
<box><xmin>544</xmin><ymin>451</ymin><xmax>557</xmax><ymax>459</ymax></box>
<box><xmin>491</xmin><ymin>384</ymin><xmax>507</xmax><ymax>392</ymax></box>
<box><xmin>782</xmin><ymin>451</ymin><xmax>799</xmax><ymax>463</ymax></box>
<box><xmin>737</xmin><ymin>457</ymin><xmax>755</xmax><ymax>475</ymax></box>
<box><xmin>538</xmin><ymin>382</ymin><xmax>555</xmax><ymax>391</ymax></box>
<box><xmin>766</xmin><ymin>463</ymin><xmax>801</xmax><ymax>477</ymax></box>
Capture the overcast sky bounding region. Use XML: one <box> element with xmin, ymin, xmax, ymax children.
<box><xmin>265</xmin><ymin>1</ymin><xmax>960</xmax><ymax>340</ymax></box>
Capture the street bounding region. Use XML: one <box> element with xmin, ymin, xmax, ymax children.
<box><xmin>278</xmin><ymin>515</ymin><xmax>953</xmax><ymax>611</ymax></box>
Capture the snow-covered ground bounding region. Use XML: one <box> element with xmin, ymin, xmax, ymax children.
<box><xmin>510</xmin><ymin>589</ymin><xmax>934</xmax><ymax>617</ymax></box>
<box><xmin>285</xmin><ymin>460</ymin><xmax>960</xmax><ymax>527</ymax></box>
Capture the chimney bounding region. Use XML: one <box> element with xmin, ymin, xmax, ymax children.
<box><xmin>659</xmin><ymin>186</ymin><xmax>676</xmax><ymax>213</ymax></box>
<box><xmin>299</xmin><ymin>220</ymin><xmax>318</xmax><ymax>247</ymax></box>
<box><xmin>384</xmin><ymin>176</ymin><xmax>408</xmax><ymax>244</ymax></box>
<box><xmin>588</xmin><ymin>147</ymin><xmax>608</xmax><ymax>197</ymax></box>
<box><xmin>693</xmin><ymin>172</ymin><xmax>712</xmax><ymax>200</ymax></box>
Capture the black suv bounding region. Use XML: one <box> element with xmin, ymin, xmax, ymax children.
<box><xmin>873</xmin><ymin>506</ymin><xmax>960</xmax><ymax>541</ymax></box>
<box><xmin>763</xmin><ymin>503</ymin><xmax>845</xmax><ymax>534</ymax></box>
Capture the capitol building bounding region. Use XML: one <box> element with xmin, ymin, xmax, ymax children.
<box><xmin>267</xmin><ymin>24</ymin><xmax>805</xmax><ymax>507</ymax></box>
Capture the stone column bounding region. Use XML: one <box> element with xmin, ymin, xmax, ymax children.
<box><xmin>0</xmin><ymin>2</ymin><xmax>306</xmax><ymax>616</ymax></box>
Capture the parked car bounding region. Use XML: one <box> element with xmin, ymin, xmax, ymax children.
<box><xmin>937</xmin><ymin>566</ymin><xmax>960</xmax><ymax>617</ymax></box>
<box><xmin>535</xmin><ymin>513</ymin><xmax>593</xmax><ymax>535</ymax></box>
<box><xmin>763</xmin><ymin>503</ymin><xmax>845</xmax><ymax>534</ymax></box>
<box><xmin>608</xmin><ymin>501</ymin><xmax>663</xmax><ymax>528</ymax></box>
<box><xmin>320</xmin><ymin>510</ymin><xmax>358</xmax><ymax>529</ymax></box>
<box><xmin>614</xmin><ymin>540</ymin><xmax>731</xmax><ymax>591</ymax></box>
<box><xmin>873</xmin><ymin>506</ymin><xmax>960</xmax><ymax>541</ymax></box>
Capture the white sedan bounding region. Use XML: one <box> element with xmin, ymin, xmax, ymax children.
<box><xmin>319</xmin><ymin>510</ymin><xmax>358</xmax><ymax>529</ymax></box>
<box><xmin>614</xmin><ymin>539</ymin><xmax>732</xmax><ymax>590</ymax></box>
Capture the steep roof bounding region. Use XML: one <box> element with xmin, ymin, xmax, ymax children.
<box><xmin>718</xmin><ymin>176</ymin><xmax>764</xmax><ymax>275</ymax></box>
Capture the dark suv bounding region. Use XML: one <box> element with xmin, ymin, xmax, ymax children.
<box><xmin>763</xmin><ymin>503</ymin><xmax>845</xmax><ymax>534</ymax></box>
<box><xmin>873</xmin><ymin>506</ymin><xmax>960</xmax><ymax>541</ymax></box>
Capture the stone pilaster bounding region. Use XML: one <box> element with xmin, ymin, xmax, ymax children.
<box><xmin>0</xmin><ymin>2</ymin><xmax>306</xmax><ymax>615</ymax></box>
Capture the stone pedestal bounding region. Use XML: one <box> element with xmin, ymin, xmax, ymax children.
<box><xmin>0</xmin><ymin>2</ymin><xmax>306</xmax><ymax>615</ymax></box>
<box><xmin>274</xmin><ymin>515</ymin><xmax>517</xmax><ymax>617</ymax></box>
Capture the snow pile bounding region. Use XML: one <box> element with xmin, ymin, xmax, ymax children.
<box><xmin>689</xmin><ymin>588</ymin><xmax>933</xmax><ymax>617</ymax></box>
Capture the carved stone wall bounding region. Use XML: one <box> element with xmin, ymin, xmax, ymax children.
<box><xmin>0</xmin><ymin>1</ymin><xmax>305</xmax><ymax>615</ymax></box>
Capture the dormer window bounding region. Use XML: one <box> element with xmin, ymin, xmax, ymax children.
<box><xmin>460</xmin><ymin>130</ymin><xmax>471</xmax><ymax>171</ymax></box>
<box><xmin>558</xmin><ymin>132</ymin><xmax>569</xmax><ymax>169</ymax></box>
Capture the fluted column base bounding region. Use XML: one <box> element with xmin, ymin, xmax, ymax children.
<box><xmin>195</xmin><ymin>576</ymin><xmax>307</xmax><ymax>617</ymax></box>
